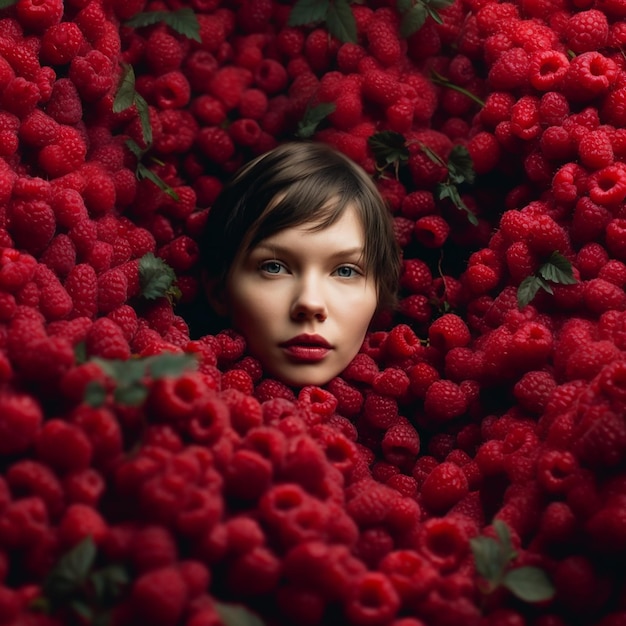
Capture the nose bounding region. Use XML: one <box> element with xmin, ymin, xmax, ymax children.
<box><xmin>290</xmin><ymin>274</ymin><xmax>328</xmax><ymax>322</ymax></box>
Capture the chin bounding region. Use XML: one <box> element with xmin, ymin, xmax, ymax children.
<box><xmin>269</xmin><ymin>367</ymin><xmax>337</xmax><ymax>389</ymax></box>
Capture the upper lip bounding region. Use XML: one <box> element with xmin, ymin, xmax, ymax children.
<box><xmin>281</xmin><ymin>334</ymin><xmax>332</xmax><ymax>348</ymax></box>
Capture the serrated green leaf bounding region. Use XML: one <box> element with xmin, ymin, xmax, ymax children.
<box><xmin>400</xmin><ymin>3</ymin><xmax>427</xmax><ymax>37</ymax></box>
<box><xmin>85</xmin><ymin>381</ymin><xmax>107</xmax><ymax>408</ymax></box>
<box><xmin>436</xmin><ymin>183</ymin><xmax>478</xmax><ymax>225</ymax></box>
<box><xmin>92</xmin><ymin>358</ymin><xmax>146</xmax><ymax>385</ymax></box>
<box><xmin>368</xmin><ymin>131</ymin><xmax>409</xmax><ymax>168</ymax></box>
<box><xmin>448</xmin><ymin>145</ymin><xmax>475</xmax><ymax>185</ymax></box>
<box><xmin>517</xmin><ymin>275</ymin><xmax>542</xmax><ymax>309</ymax></box>
<box><xmin>503</xmin><ymin>566</ymin><xmax>555</xmax><ymax>603</ymax></box>
<box><xmin>0</xmin><ymin>0</ymin><xmax>18</xmax><ymax>8</ymax></box>
<box><xmin>139</xmin><ymin>252</ymin><xmax>178</xmax><ymax>300</ymax></box>
<box><xmin>134</xmin><ymin>93</ymin><xmax>153</xmax><ymax>148</ymax></box>
<box><xmin>43</xmin><ymin>537</ymin><xmax>97</xmax><ymax>600</ymax></box>
<box><xmin>146</xmin><ymin>353</ymin><xmax>198</xmax><ymax>378</ymax></box>
<box><xmin>114</xmin><ymin>382</ymin><xmax>148</xmax><ymax>406</ymax></box>
<box><xmin>396</xmin><ymin>0</ymin><xmax>413</xmax><ymax>12</ymax></box>
<box><xmin>470</xmin><ymin>536</ymin><xmax>504</xmax><ymax>583</ymax></box>
<box><xmin>113</xmin><ymin>64</ymin><xmax>136</xmax><ymax>113</ymax></box>
<box><xmin>215</xmin><ymin>602</ymin><xmax>266</xmax><ymax>626</ymax></box>
<box><xmin>326</xmin><ymin>0</ymin><xmax>357</xmax><ymax>43</ymax></box>
<box><xmin>288</xmin><ymin>0</ymin><xmax>330</xmax><ymax>26</ymax></box>
<box><xmin>74</xmin><ymin>341</ymin><xmax>87</xmax><ymax>365</ymax></box>
<box><xmin>538</xmin><ymin>252</ymin><xmax>577</xmax><ymax>285</ymax></box>
<box><xmin>125</xmin><ymin>8</ymin><xmax>200</xmax><ymax>41</ymax></box>
<box><xmin>493</xmin><ymin>519</ymin><xmax>517</xmax><ymax>564</ymax></box>
<box><xmin>296</xmin><ymin>102</ymin><xmax>336</xmax><ymax>138</ymax></box>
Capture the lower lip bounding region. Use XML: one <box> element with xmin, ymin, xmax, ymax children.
<box><xmin>282</xmin><ymin>345</ymin><xmax>330</xmax><ymax>362</ymax></box>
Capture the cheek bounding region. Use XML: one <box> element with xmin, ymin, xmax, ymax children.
<box><xmin>227</xmin><ymin>283</ymin><xmax>279</xmax><ymax>335</ymax></box>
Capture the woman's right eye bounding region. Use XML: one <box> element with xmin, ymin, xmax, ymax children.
<box><xmin>259</xmin><ymin>260</ymin><xmax>286</xmax><ymax>274</ymax></box>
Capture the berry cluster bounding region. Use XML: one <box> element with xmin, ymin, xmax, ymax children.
<box><xmin>0</xmin><ymin>0</ymin><xmax>625</xmax><ymax>625</ymax></box>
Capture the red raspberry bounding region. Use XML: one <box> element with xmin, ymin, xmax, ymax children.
<box><xmin>564</xmin><ymin>52</ymin><xmax>618</xmax><ymax>103</ymax></box>
<box><xmin>7</xmin><ymin>459</ymin><xmax>64</xmax><ymax>518</ymax></box>
<box><xmin>41</xmin><ymin>23</ymin><xmax>85</xmax><ymax>68</ymax></box>
<box><xmin>131</xmin><ymin>566</ymin><xmax>188</xmax><ymax>626</ymax></box>
<box><xmin>413</xmin><ymin>215</ymin><xmax>450</xmax><ymax>248</ymax></box>
<box><xmin>65</xmin><ymin>263</ymin><xmax>98</xmax><ymax>318</ymax></box>
<box><xmin>488</xmin><ymin>47</ymin><xmax>530</xmax><ymax>90</ymax></box>
<box><xmin>69</xmin><ymin>50</ymin><xmax>114</xmax><ymax>102</ymax></box>
<box><xmin>33</xmin><ymin>263</ymin><xmax>73</xmax><ymax>321</ymax></box>
<box><xmin>304</xmin><ymin>28</ymin><xmax>338</xmax><ymax>73</ymax></box>
<box><xmin>399</xmin><ymin>259</ymin><xmax>432</xmax><ymax>295</ymax></box>
<box><xmin>85</xmin><ymin>317</ymin><xmax>131</xmax><ymax>360</ymax></box>
<box><xmin>421</xmin><ymin>461</ymin><xmax>470</xmax><ymax>514</ymax></box>
<box><xmin>253</xmin><ymin>59</ymin><xmax>288</xmax><ymax>95</ymax></box>
<box><xmin>373</xmin><ymin>368</ymin><xmax>410</xmax><ymax>399</ymax></box>
<box><xmin>38</xmin><ymin>127</ymin><xmax>87</xmax><ymax>178</ymax></box>
<box><xmin>19</xmin><ymin>110</ymin><xmax>60</xmax><ymax>147</ymax></box>
<box><xmin>564</xmin><ymin>9</ymin><xmax>609</xmax><ymax>53</ymax></box>
<box><xmin>0</xmin><ymin>391</ymin><xmax>42</xmax><ymax>455</ymax></box>
<box><xmin>325</xmin><ymin>377</ymin><xmax>363</xmax><ymax>417</ymax></box>
<box><xmin>145</xmin><ymin>30</ymin><xmax>185</xmax><ymax>75</ymax></box>
<box><xmin>96</xmin><ymin>268</ymin><xmax>128</xmax><ymax>314</ymax></box>
<box><xmin>209</xmin><ymin>66</ymin><xmax>252</xmax><ymax>110</ymax></box>
<box><xmin>35</xmin><ymin>418</ymin><xmax>93</xmax><ymax>473</ymax></box>
<box><xmin>363</xmin><ymin>393</ymin><xmax>399</xmax><ymax>429</ymax></box>
<box><xmin>196</xmin><ymin>126</ymin><xmax>235</xmax><ymax>164</ymax></box>
<box><xmin>424</xmin><ymin>379</ymin><xmax>469</xmax><ymax>422</ymax></box>
<box><xmin>153</xmin><ymin>71</ymin><xmax>191</xmax><ymax>110</ymax></box>
<box><xmin>398</xmin><ymin>295</ymin><xmax>432</xmax><ymax>324</ymax></box>
<box><xmin>9</xmin><ymin>199</ymin><xmax>55</xmax><ymax>256</ymax></box>
<box><xmin>384</xmin><ymin>324</ymin><xmax>421</xmax><ymax>360</ymax></box>
<box><xmin>381</xmin><ymin>418</ymin><xmax>420</xmax><ymax>470</ymax></box>
<box><xmin>428</xmin><ymin>314</ymin><xmax>471</xmax><ymax>352</ymax></box>
<box><xmin>366</xmin><ymin>18</ymin><xmax>401</xmax><ymax>67</ymax></box>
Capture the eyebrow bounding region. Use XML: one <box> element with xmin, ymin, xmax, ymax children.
<box><xmin>253</xmin><ymin>243</ymin><xmax>365</xmax><ymax>259</ymax></box>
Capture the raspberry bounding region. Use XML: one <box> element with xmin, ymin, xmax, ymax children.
<box><xmin>428</xmin><ymin>314</ymin><xmax>471</xmax><ymax>352</ymax></box>
<box><xmin>32</xmin><ymin>263</ymin><xmax>73</xmax><ymax>321</ymax></box>
<box><xmin>365</xmin><ymin>18</ymin><xmax>402</xmax><ymax>67</ymax></box>
<box><xmin>381</xmin><ymin>418</ymin><xmax>420</xmax><ymax>470</ymax></box>
<box><xmin>373</xmin><ymin>368</ymin><xmax>410</xmax><ymax>399</ymax></box>
<box><xmin>209</xmin><ymin>66</ymin><xmax>251</xmax><ymax>110</ymax></box>
<box><xmin>153</xmin><ymin>71</ymin><xmax>191</xmax><ymax>110</ymax></box>
<box><xmin>7</xmin><ymin>459</ymin><xmax>64</xmax><ymax>518</ymax></box>
<box><xmin>0</xmin><ymin>390</ymin><xmax>43</xmax><ymax>455</ymax></box>
<box><xmin>69</xmin><ymin>50</ymin><xmax>114</xmax><ymax>102</ymax></box>
<box><xmin>19</xmin><ymin>110</ymin><xmax>60</xmax><ymax>147</ymax></box>
<box><xmin>424</xmin><ymin>379</ymin><xmax>469</xmax><ymax>422</ymax></box>
<box><xmin>196</xmin><ymin>126</ymin><xmax>235</xmax><ymax>164</ymax></box>
<box><xmin>65</xmin><ymin>263</ymin><xmax>98</xmax><ymax>318</ymax></box>
<box><xmin>2</xmin><ymin>77</ymin><xmax>40</xmax><ymax>117</ymax></box>
<box><xmin>144</xmin><ymin>30</ymin><xmax>185</xmax><ymax>75</ymax></box>
<box><xmin>304</xmin><ymin>28</ymin><xmax>338</xmax><ymax>73</ymax></box>
<box><xmin>384</xmin><ymin>324</ymin><xmax>421</xmax><ymax>360</ymax></box>
<box><xmin>9</xmin><ymin>199</ymin><xmax>55</xmax><ymax>256</ymax></box>
<box><xmin>488</xmin><ymin>47</ymin><xmax>530</xmax><ymax>91</ymax></box>
<box><xmin>85</xmin><ymin>317</ymin><xmax>131</xmax><ymax>360</ymax></box>
<box><xmin>421</xmin><ymin>461</ymin><xmax>470</xmax><ymax>514</ymax></box>
<box><xmin>38</xmin><ymin>127</ymin><xmax>87</xmax><ymax>178</ymax></box>
<box><xmin>131</xmin><ymin>566</ymin><xmax>189</xmax><ymax>626</ymax></box>
<box><xmin>564</xmin><ymin>9</ymin><xmax>609</xmax><ymax>54</ymax></box>
<box><xmin>96</xmin><ymin>268</ymin><xmax>128</xmax><ymax>314</ymax></box>
<box><xmin>564</xmin><ymin>52</ymin><xmax>618</xmax><ymax>103</ymax></box>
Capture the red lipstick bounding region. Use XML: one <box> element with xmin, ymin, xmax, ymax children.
<box><xmin>280</xmin><ymin>334</ymin><xmax>332</xmax><ymax>362</ymax></box>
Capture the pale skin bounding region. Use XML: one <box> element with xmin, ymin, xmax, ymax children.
<box><xmin>210</xmin><ymin>205</ymin><xmax>379</xmax><ymax>387</ymax></box>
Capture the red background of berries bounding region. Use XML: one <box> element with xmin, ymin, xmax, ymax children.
<box><xmin>1</xmin><ymin>0</ymin><xmax>626</xmax><ymax>625</ymax></box>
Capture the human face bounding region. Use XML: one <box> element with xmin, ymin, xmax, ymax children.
<box><xmin>222</xmin><ymin>206</ymin><xmax>378</xmax><ymax>387</ymax></box>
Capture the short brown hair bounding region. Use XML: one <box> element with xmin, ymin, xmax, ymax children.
<box><xmin>199</xmin><ymin>141</ymin><xmax>401</xmax><ymax>310</ymax></box>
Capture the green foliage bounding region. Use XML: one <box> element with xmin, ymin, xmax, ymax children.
<box><xmin>85</xmin><ymin>352</ymin><xmax>199</xmax><ymax>408</ymax></box>
<box><xmin>517</xmin><ymin>251</ymin><xmax>577</xmax><ymax>308</ymax></box>
<box><xmin>430</xmin><ymin>69</ymin><xmax>486</xmax><ymax>107</ymax></box>
<box><xmin>397</xmin><ymin>0</ymin><xmax>455</xmax><ymax>36</ymax></box>
<box><xmin>288</xmin><ymin>0</ymin><xmax>357</xmax><ymax>43</ymax></box>
<box><xmin>124</xmin><ymin>7</ymin><xmax>201</xmax><ymax>41</ymax></box>
<box><xmin>368</xmin><ymin>131</ymin><xmax>410</xmax><ymax>179</ymax></box>
<box><xmin>33</xmin><ymin>537</ymin><xmax>129</xmax><ymax>624</ymax></box>
<box><xmin>471</xmin><ymin>520</ymin><xmax>555</xmax><ymax>603</ymax></box>
<box><xmin>139</xmin><ymin>252</ymin><xmax>180</xmax><ymax>301</ymax></box>
<box><xmin>124</xmin><ymin>140</ymin><xmax>179</xmax><ymax>200</ymax></box>
<box><xmin>215</xmin><ymin>602</ymin><xmax>266</xmax><ymax>626</ymax></box>
<box><xmin>296</xmin><ymin>102</ymin><xmax>336</xmax><ymax>138</ymax></box>
<box><xmin>0</xmin><ymin>0</ymin><xmax>18</xmax><ymax>8</ymax></box>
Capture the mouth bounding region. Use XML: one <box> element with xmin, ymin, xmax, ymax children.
<box><xmin>280</xmin><ymin>335</ymin><xmax>332</xmax><ymax>362</ymax></box>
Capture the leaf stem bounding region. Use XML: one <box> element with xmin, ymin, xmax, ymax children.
<box><xmin>430</xmin><ymin>70</ymin><xmax>485</xmax><ymax>107</ymax></box>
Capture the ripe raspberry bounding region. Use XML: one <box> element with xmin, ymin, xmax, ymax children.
<box><xmin>564</xmin><ymin>52</ymin><xmax>618</xmax><ymax>103</ymax></box>
<box><xmin>488</xmin><ymin>47</ymin><xmax>530</xmax><ymax>90</ymax></box>
<box><xmin>384</xmin><ymin>324</ymin><xmax>421</xmax><ymax>360</ymax></box>
<box><xmin>9</xmin><ymin>199</ymin><xmax>55</xmax><ymax>255</ymax></box>
<box><xmin>69</xmin><ymin>50</ymin><xmax>114</xmax><ymax>102</ymax></box>
<box><xmin>0</xmin><ymin>391</ymin><xmax>43</xmax><ymax>455</ymax></box>
<box><xmin>564</xmin><ymin>9</ymin><xmax>609</xmax><ymax>54</ymax></box>
<box><xmin>38</xmin><ymin>127</ymin><xmax>87</xmax><ymax>178</ymax></box>
<box><xmin>19</xmin><ymin>110</ymin><xmax>60</xmax><ymax>147</ymax></box>
<box><xmin>363</xmin><ymin>392</ymin><xmax>399</xmax><ymax>429</ymax></box>
<box><xmin>2</xmin><ymin>77</ymin><xmax>40</xmax><ymax>117</ymax></box>
<box><xmin>144</xmin><ymin>30</ymin><xmax>185</xmax><ymax>74</ymax></box>
<box><xmin>196</xmin><ymin>126</ymin><xmax>235</xmax><ymax>164</ymax></box>
<box><xmin>33</xmin><ymin>263</ymin><xmax>73</xmax><ymax>321</ymax></box>
<box><xmin>381</xmin><ymin>418</ymin><xmax>420</xmax><ymax>470</ymax></box>
<box><xmin>373</xmin><ymin>368</ymin><xmax>410</xmax><ymax>399</ymax></box>
<box><xmin>85</xmin><ymin>317</ymin><xmax>131</xmax><ymax>360</ymax></box>
<box><xmin>40</xmin><ymin>21</ymin><xmax>85</xmax><ymax>66</ymax></box>
<box><xmin>153</xmin><ymin>71</ymin><xmax>191</xmax><ymax>110</ymax></box>
<box><xmin>131</xmin><ymin>566</ymin><xmax>188</xmax><ymax>626</ymax></box>
<box><xmin>421</xmin><ymin>461</ymin><xmax>470</xmax><ymax>514</ymax></box>
<box><xmin>428</xmin><ymin>314</ymin><xmax>471</xmax><ymax>352</ymax></box>
<box><xmin>424</xmin><ymin>379</ymin><xmax>469</xmax><ymax>422</ymax></box>
<box><xmin>304</xmin><ymin>28</ymin><xmax>338</xmax><ymax>73</ymax></box>
<box><xmin>65</xmin><ymin>263</ymin><xmax>98</xmax><ymax>318</ymax></box>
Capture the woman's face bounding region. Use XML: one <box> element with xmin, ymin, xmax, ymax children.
<box><xmin>220</xmin><ymin>205</ymin><xmax>378</xmax><ymax>387</ymax></box>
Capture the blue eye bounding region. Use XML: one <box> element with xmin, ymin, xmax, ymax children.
<box><xmin>260</xmin><ymin>261</ymin><xmax>285</xmax><ymax>274</ymax></box>
<box><xmin>335</xmin><ymin>266</ymin><xmax>358</xmax><ymax>278</ymax></box>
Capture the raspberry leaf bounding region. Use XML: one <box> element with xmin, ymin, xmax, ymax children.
<box><xmin>430</xmin><ymin>69</ymin><xmax>486</xmax><ymax>107</ymax></box>
<box><xmin>448</xmin><ymin>145</ymin><xmax>475</xmax><ymax>186</ymax></box>
<box><xmin>296</xmin><ymin>102</ymin><xmax>336</xmax><ymax>138</ymax></box>
<box><xmin>0</xmin><ymin>0</ymin><xmax>18</xmax><ymax>7</ymax></box>
<box><xmin>215</xmin><ymin>602</ymin><xmax>265</xmax><ymax>626</ymax></box>
<box><xmin>114</xmin><ymin>382</ymin><xmax>148</xmax><ymax>407</ymax></box>
<box><xmin>368</xmin><ymin>131</ymin><xmax>410</xmax><ymax>174</ymax></box>
<box><xmin>399</xmin><ymin>3</ymin><xmax>428</xmax><ymax>37</ymax></box>
<box><xmin>503</xmin><ymin>566</ymin><xmax>556</xmax><ymax>602</ymax></box>
<box><xmin>42</xmin><ymin>537</ymin><xmax>97</xmax><ymax>601</ymax></box>
<box><xmin>113</xmin><ymin>64</ymin><xmax>136</xmax><ymax>113</ymax></box>
<box><xmin>139</xmin><ymin>252</ymin><xmax>178</xmax><ymax>300</ymax></box>
<box><xmin>469</xmin><ymin>535</ymin><xmax>503</xmax><ymax>582</ymax></box>
<box><xmin>288</xmin><ymin>0</ymin><xmax>330</xmax><ymax>27</ymax></box>
<box><xmin>125</xmin><ymin>8</ymin><xmax>201</xmax><ymax>42</ymax></box>
<box><xmin>436</xmin><ymin>183</ymin><xmax>478</xmax><ymax>225</ymax></box>
<box><xmin>85</xmin><ymin>381</ymin><xmax>107</xmax><ymax>408</ymax></box>
<box><xmin>326</xmin><ymin>0</ymin><xmax>357</xmax><ymax>43</ymax></box>
<box><xmin>137</xmin><ymin>161</ymin><xmax>179</xmax><ymax>200</ymax></box>
<box><xmin>517</xmin><ymin>275</ymin><xmax>552</xmax><ymax>308</ymax></box>
<box><xmin>134</xmin><ymin>93</ymin><xmax>153</xmax><ymax>148</ymax></box>
<box><xmin>89</xmin><ymin>566</ymin><xmax>129</xmax><ymax>603</ymax></box>
<box><xmin>537</xmin><ymin>251</ymin><xmax>577</xmax><ymax>285</ymax></box>
<box><xmin>146</xmin><ymin>352</ymin><xmax>198</xmax><ymax>378</ymax></box>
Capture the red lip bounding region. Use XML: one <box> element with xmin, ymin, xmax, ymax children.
<box><xmin>281</xmin><ymin>334</ymin><xmax>332</xmax><ymax>348</ymax></box>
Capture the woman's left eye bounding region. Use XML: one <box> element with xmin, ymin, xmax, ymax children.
<box><xmin>260</xmin><ymin>261</ymin><xmax>285</xmax><ymax>274</ymax></box>
<box><xmin>334</xmin><ymin>266</ymin><xmax>359</xmax><ymax>278</ymax></box>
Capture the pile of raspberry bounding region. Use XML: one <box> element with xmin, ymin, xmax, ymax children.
<box><xmin>0</xmin><ymin>0</ymin><xmax>625</xmax><ymax>624</ymax></box>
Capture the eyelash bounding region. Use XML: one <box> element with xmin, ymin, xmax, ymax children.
<box><xmin>258</xmin><ymin>261</ymin><xmax>362</xmax><ymax>278</ymax></box>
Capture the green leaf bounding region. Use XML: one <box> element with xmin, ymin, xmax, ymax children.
<box><xmin>89</xmin><ymin>566</ymin><xmax>129</xmax><ymax>603</ymax></box>
<box><xmin>113</xmin><ymin>64</ymin><xmax>136</xmax><ymax>113</ymax></box>
<box><xmin>92</xmin><ymin>358</ymin><xmax>146</xmax><ymax>385</ymax></box>
<box><xmin>503</xmin><ymin>566</ymin><xmax>556</xmax><ymax>603</ymax></box>
<box><xmin>368</xmin><ymin>131</ymin><xmax>409</xmax><ymax>168</ymax></box>
<box><xmin>436</xmin><ymin>183</ymin><xmax>478</xmax><ymax>225</ymax></box>
<box><xmin>447</xmin><ymin>145</ymin><xmax>475</xmax><ymax>185</ymax></box>
<box><xmin>137</xmin><ymin>163</ymin><xmax>180</xmax><ymax>200</ymax></box>
<box><xmin>288</xmin><ymin>0</ymin><xmax>330</xmax><ymax>26</ymax></box>
<box><xmin>538</xmin><ymin>252</ymin><xmax>577</xmax><ymax>285</ymax></box>
<box><xmin>396</xmin><ymin>0</ymin><xmax>413</xmax><ymax>12</ymax></box>
<box><xmin>43</xmin><ymin>537</ymin><xmax>97</xmax><ymax>600</ymax></box>
<box><xmin>124</xmin><ymin>138</ymin><xmax>144</xmax><ymax>160</ymax></box>
<box><xmin>326</xmin><ymin>0</ymin><xmax>357</xmax><ymax>43</ymax></box>
<box><xmin>493</xmin><ymin>519</ymin><xmax>517</xmax><ymax>566</ymax></box>
<box><xmin>134</xmin><ymin>93</ymin><xmax>153</xmax><ymax>147</ymax></box>
<box><xmin>125</xmin><ymin>8</ymin><xmax>201</xmax><ymax>41</ymax></box>
<box><xmin>114</xmin><ymin>382</ymin><xmax>148</xmax><ymax>406</ymax></box>
<box><xmin>430</xmin><ymin>69</ymin><xmax>486</xmax><ymax>107</ymax></box>
<box><xmin>400</xmin><ymin>3</ymin><xmax>427</xmax><ymax>37</ymax></box>
<box><xmin>85</xmin><ymin>381</ymin><xmax>107</xmax><ymax>408</ymax></box>
<box><xmin>296</xmin><ymin>102</ymin><xmax>336</xmax><ymax>138</ymax></box>
<box><xmin>517</xmin><ymin>275</ymin><xmax>553</xmax><ymax>308</ymax></box>
<box><xmin>146</xmin><ymin>353</ymin><xmax>198</xmax><ymax>378</ymax></box>
<box><xmin>214</xmin><ymin>602</ymin><xmax>266</xmax><ymax>626</ymax></box>
<box><xmin>0</xmin><ymin>0</ymin><xmax>18</xmax><ymax>8</ymax></box>
<box><xmin>427</xmin><ymin>0</ymin><xmax>456</xmax><ymax>9</ymax></box>
<box><xmin>139</xmin><ymin>253</ymin><xmax>178</xmax><ymax>300</ymax></box>
<box><xmin>74</xmin><ymin>341</ymin><xmax>87</xmax><ymax>365</ymax></box>
<box><xmin>470</xmin><ymin>535</ymin><xmax>504</xmax><ymax>583</ymax></box>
